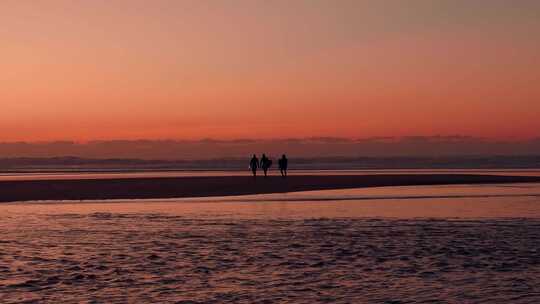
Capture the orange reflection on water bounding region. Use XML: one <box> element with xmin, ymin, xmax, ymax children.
<box><xmin>1</xmin><ymin>183</ymin><xmax>540</xmax><ymax>219</ymax></box>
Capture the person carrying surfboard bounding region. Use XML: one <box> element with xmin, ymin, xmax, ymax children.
<box><xmin>260</xmin><ymin>154</ymin><xmax>272</xmax><ymax>177</ymax></box>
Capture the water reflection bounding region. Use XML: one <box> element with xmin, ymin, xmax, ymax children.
<box><xmin>1</xmin><ymin>169</ymin><xmax>540</xmax><ymax>181</ymax></box>
<box><xmin>2</xmin><ymin>183</ymin><xmax>540</xmax><ymax>303</ymax></box>
<box><xmin>2</xmin><ymin>183</ymin><xmax>540</xmax><ymax>219</ymax></box>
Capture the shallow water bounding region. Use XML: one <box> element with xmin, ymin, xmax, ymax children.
<box><xmin>1</xmin><ymin>168</ymin><xmax>540</xmax><ymax>181</ymax></box>
<box><xmin>1</xmin><ymin>184</ymin><xmax>540</xmax><ymax>303</ymax></box>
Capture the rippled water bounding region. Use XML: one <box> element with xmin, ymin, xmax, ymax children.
<box><xmin>2</xmin><ymin>183</ymin><xmax>540</xmax><ymax>303</ymax></box>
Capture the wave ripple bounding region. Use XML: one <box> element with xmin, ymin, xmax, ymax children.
<box><xmin>1</xmin><ymin>214</ymin><xmax>540</xmax><ymax>303</ymax></box>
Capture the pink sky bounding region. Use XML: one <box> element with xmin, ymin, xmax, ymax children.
<box><xmin>2</xmin><ymin>0</ymin><xmax>539</xmax><ymax>142</ymax></box>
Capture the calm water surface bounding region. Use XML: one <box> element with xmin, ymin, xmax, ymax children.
<box><xmin>1</xmin><ymin>168</ymin><xmax>540</xmax><ymax>181</ymax></box>
<box><xmin>1</xmin><ymin>183</ymin><xmax>540</xmax><ymax>303</ymax></box>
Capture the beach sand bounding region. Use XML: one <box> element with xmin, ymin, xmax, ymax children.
<box><xmin>1</xmin><ymin>174</ymin><xmax>540</xmax><ymax>203</ymax></box>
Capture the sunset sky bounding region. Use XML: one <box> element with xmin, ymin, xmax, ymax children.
<box><xmin>2</xmin><ymin>0</ymin><xmax>540</xmax><ymax>142</ymax></box>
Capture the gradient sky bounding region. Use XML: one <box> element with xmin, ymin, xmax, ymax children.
<box><xmin>2</xmin><ymin>0</ymin><xmax>540</xmax><ymax>142</ymax></box>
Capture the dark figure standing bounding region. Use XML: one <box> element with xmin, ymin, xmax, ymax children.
<box><xmin>249</xmin><ymin>154</ymin><xmax>259</xmax><ymax>177</ymax></box>
<box><xmin>260</xmin><ymin>154</ymin><xmax>272</xmax><ymax>177</ymax></box>
<box><xmin>278</xmin><ymin>154</ymin><xmax>288</xmax><ymax>177</ymax></box>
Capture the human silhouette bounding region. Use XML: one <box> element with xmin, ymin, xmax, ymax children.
<box><xmin>249</xmin><ymin>154</ymin><xmax>259</xmax><ymax>177</ymax></box>
<box><xmin>278</xmin><ymin>154</ymin><xmax>288</xmax><ymax>177</ymax></box>
<box><xmin>260</xmin><ymin>154</ymin><xmax>272</xmax><ymax>177</ymax></box>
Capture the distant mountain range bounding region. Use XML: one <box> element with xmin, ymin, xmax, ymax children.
<box><xmin>1</xmin><ymin>137</ymin><xmax>539</xmax><ymax>171</ymax></box>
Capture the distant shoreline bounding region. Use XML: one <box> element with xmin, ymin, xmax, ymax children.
<box><xmin>1</xmin><ymin>155</ymin><xmax>540</xmax><ymax>172</ymax></box>
<box><xmin>2</xmin><ymin>174</ymin><xmax>540</xmax><ymax>203</ymax></box>
<box><xmin>2</xmin><ymin>168</ymin><xmax>540</xmax><ymax>175</ymax></box>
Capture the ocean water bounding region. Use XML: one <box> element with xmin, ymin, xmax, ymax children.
<box><xmin>1</xmin><ymin>183</ymin><xmax>540</xmax><ymax>303</ymax></box>
<box><xmin>1</xmin><ymin>168</ymin><xmax>540</xmax><ymax>181</ymax></box>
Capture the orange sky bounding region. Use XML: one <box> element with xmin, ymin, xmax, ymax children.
<box><xmin>1</xmin><ymin>0</ymin><xmax>539</xmax><ymax>142</ymax></box>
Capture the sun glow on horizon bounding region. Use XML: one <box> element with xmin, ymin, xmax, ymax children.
<box><xmin>2</xmin><ymin>0</ymin><xmax>539</xmax><ymax>143</ymax></box>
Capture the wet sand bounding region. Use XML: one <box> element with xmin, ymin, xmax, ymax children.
<box><xmin>2</xmin><ymin>174</ymin><xmax>540</xmax><ymax>203</ymax></box>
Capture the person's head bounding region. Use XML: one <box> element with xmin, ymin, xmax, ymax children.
<box><xmin>282</xmin><ymin>154</ymin><xmax>286</xmax><ymax>158</ymax></box>
<box><xmin>262</xmin><ymin>154</ymin><xmax>266</xmax><ymax>157</ymax></box>
<box><xmin>252</xmin><ymin>154</ymin><xmax>256</xmax><ymax>158</ymax></box>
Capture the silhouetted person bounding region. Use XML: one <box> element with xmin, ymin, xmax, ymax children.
<box><xmin>249</xmin><ymin>154</ymin><xmax>259</xmax><ymax>177</ymax></box>
<box><xmin>260</xmin><ymin>154</ymin><xmax>272</xmax><ymax>177</ymax></box>
<box><xmin>278</xmin><ymin>154</ymin><xmax>288</xmax><ymax>177</ymax></box>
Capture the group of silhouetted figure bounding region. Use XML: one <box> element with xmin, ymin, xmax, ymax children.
<box><xmin>250</xmin><ymin>154</ymin><xmax>288</xmax><ymax>178</ymax></box>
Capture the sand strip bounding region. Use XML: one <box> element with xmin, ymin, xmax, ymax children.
<box><xmin>1</xmin><ymin>174</ymin><xmax>540</xmax><ymax>203</ymax></box>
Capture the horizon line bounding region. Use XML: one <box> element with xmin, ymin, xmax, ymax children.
<box><xmin>1</xmin><ymin>135</ymin><xmax>540</xmax><ymax>145</ymax></box>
